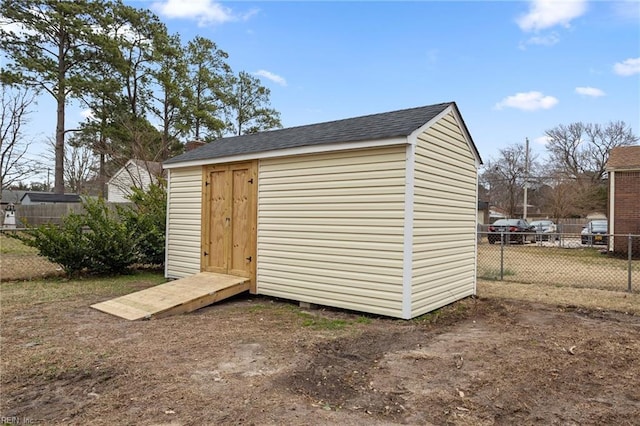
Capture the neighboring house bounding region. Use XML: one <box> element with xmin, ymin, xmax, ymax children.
<box><xmin>489</xmin><ymin>206</ymin><xmax>508</xmax><ymax>222</ymax></box>
<box><xmin>163</xmin><ymin>102</ymin><xmax>482</xmax><ymax>319</ymax></box>
<box><xmin>477</xmin><ymin>201</ymin><xmax>490</xmax><ymax>224</ymax></box>
<box><xmin>107</xmin><ymin>160</ymin><xmax>164</xmax><ymax>203</ymax></box>
<box><xmin>1</xmin><ymin>189</ymin><xmax>27</xmax><ymax>207</ymax></box>
<box><xmin>606</xmin><ymin>146</ymin><xmax>640</xmax><ymax>255</ymax></box>
<box><xmin>20</xmin><ymin>192</ymin><xmax>81</xmax><ymax>205</ymax></box>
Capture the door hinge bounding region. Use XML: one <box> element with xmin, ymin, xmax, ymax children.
<box><xmin>246</xmin><ymin>256</ymin><xmax>252</xmax><ymax>262</ymax></box>
<box><xmin>248</xmin><ymin>178</ymin><xmax>253</xmax><ymax>184</ymax></box>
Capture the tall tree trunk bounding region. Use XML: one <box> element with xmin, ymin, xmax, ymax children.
<box><xmin>54</xmin><ymin>39</ymin><xmax>66</xmax><ymax>195</ymax></box>
<box><xmin>99</xmin><ymin>152</ymin><xmax>106</xmax><ymax>198</ymax></box>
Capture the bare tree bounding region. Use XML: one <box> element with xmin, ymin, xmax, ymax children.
<box><xmin>480</xmin><ymin>142</ymin><xmax>538</xmax><ymax>218</ymax></box>
<box><xmin>47</xmin><ymin>134</ymin><xmax>98</xmax><ymax>194</ymax></box>
<box><xmin>543</xmin><ymin>174</ymin><xmax>578</xmax><ymax>221</ymax></box>
<box><xmin>0</xmin><ymin>84</ymin><xmax>39</xmax><ymax>195</ymax></box>
<box><xmin>546</xmin><ymin>121</ymin><xmax>638</xmax><ymax>180</ymax></box>
<box><xmin>545</xmin><ymin>121</ymin><xmax>638</xmax><ymax>214</ymax></box>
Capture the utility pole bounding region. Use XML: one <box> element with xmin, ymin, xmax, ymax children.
<box><xmin>523</xmin><ymin>137</ymin><xmax>529</xmax><ymax>220</ymax></box>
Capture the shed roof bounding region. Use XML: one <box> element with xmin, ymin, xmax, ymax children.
<box><xmin>165</xmin><ymin>102</ymin><xmax>480</xmax><ymax>166</ymax></box>
<box><xmin>607</xmin><ymin>146</ymin><xmax>640</xmax><ymax>170</ymax></box>
<box><xmin>20</xmin><ymin>193</ymin><xmax>82</xmax><ymax>203</ymax></box>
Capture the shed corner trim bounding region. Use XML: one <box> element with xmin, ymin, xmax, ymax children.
<box><xmin>407</xmin><ymin>104</ymin><xmax>453</xmax><ymax>146</ymax></box>
<box><xmin>402</xmin><ymin>143</ymin><xmax>416</xmax><ymax>319</ymax></box>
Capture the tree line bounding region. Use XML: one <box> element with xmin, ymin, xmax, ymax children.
<box><xmin>480</xmin><ymin>121</ymin><xmax>639</xmax><ymax>220</ymax></box>
<box><xmin>0</xmin><ymin>0</ymin><xmax>282</xmax><ymax>195</ymax></box>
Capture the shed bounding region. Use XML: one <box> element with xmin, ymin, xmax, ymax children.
<box><xmin>163</xmin><ymin>102</ymin><xmax>482</xmax><ymax>319</ymax></box>
<box><xmin>606</xmin><ymin>146</ymin><xmax>640</xmax><ymax>255</ymax></box>
<box><xmin>107</xmin><ymin>159</ymin><xmax>164</xmax><ymax>203</ymax></box>
<box><xmin>20</xmin><ymin>192</ymin><xmax>81</xmax><ymax>205</ymax></box>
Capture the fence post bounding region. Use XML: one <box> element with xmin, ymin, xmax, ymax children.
<box><xmin>629</xmin><ymin>234</ymin><xmax>633</xmax><ymax>293</ymax></box>
<box><xmin>500</xmin><ymin>231</ymin><xmax>505</xmax><ymax>281</ymax></box>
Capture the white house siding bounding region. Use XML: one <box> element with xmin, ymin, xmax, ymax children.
<box><xmin>257</xmin><ymin>146</ymin><xmax>407</xmax><ymax>318</ymax></box>
<box><xmin>165</xmin><ymin>167</ymin><xmax>202</xmax><ymax>278</ymax></box>
<box><xmin>411</xmin><ymin>112</ymin><xmax>477</xmax><ymax>317</ymax></box>
<box><xmin>108</xmin><ymin>164</ymin><xmax>155</xmax><ymax>203</ymax></box>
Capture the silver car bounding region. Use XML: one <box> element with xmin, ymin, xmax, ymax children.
<box><xmin>530</xmin><ymin>220</ymin><xmax>558</xmax><ymax>241</ymax></box>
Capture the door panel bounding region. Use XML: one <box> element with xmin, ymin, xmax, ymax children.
<box><xmin>230</xmin><ymin>167</ymin><xmax>252</xmax><ymax>278</ymax></box>
<box><xmin>202</xmin><ymin>162</ymin><xmax>256</xmax><ymax>284</ymax></box>
<box><xmin>206</xmin><ymin>169</ymin><xmax>229</xmax><ymax>273</ymax></box>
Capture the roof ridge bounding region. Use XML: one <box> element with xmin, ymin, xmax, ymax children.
<box><xmin>165</xmin><ymin>101</ymin><xmax>465</xmax><ymax>165</ymax></box>
<box><xmin>223</xmin><ymin>102</ymin><xmax>454</xmax><ymax>140</ymax></box>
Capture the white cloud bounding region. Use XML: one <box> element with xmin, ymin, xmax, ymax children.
<box><xmin>254</xmin><ymin>70</ymin><xmax>287</xmax><ymax>87</ymax></box>
<box><xmin>518</xmin><ymin>32</ymin><xmax>560</xmax><ymax>49</ymax></box>
<box><xmin>152</xmin><ymin>0</ymin><xmax>257</xmax><ymax>26</ymax></box>
<box><xmin>517</xmin><ymin>0</ymin><xmax>587</xmax><ymax>32</ymax></box>
<box><xmin>613</xmin><ymin>57</ymin><xmax>640</xmax><ymax>76</ymax></box>
<box><xmin>495</xmin><ymin>91</ymin><xmax>559</xmax><ymax>111</ymax></box>
<box><xmin>0</xmin><ymin>18</ymin><xmax>37</xmax><ymax>36</ymax></box>
<box><xmin>611</xmin><ymin>1</ymin><xmax>640</xmax><ymax>21</ymax></box>
<box><xmin>80</xmin><ymin>109</ymin><xmax>95</xmax><ymax>121</ymax></box>
<box><xmin>575</xmin><ymin>86</ymin><xmax>605</xmax><ymax>97</ymax></box>
<box><xmin>534</xmin><ymin>135</ymin><xmax>551</xmax><ymax>145</ymax></box>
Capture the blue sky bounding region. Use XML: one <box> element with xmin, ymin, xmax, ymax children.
<box><xmin>11</xmin><ymin>0</ymin><xmax>640</xmax><ymax>180</ymax></box>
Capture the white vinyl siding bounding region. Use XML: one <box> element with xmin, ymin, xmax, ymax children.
<box><xmin>108</xmin><ymin>162</ymin><xmax>157</xmax><ymax>203</ymax></box>
<box><xmin>257</xmin><ymin>146</ymin><xmax>407</xmax><ymax>317</ymax></box>
<box><xmin>412</xmin><ymin>112</ymin><xmax>477</xmax><ymax>316</ymax></box>
<box><xmin>166</xmin><ymin>167</ymin><xmax>202</xmax><ymax>278</ymax></box>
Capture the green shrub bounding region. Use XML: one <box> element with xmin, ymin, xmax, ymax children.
<box><xmin>16</xmin><ymin>214</ymin><xmax>91</xmax><ymax>276</ymax></box>
<box><xmin>118</xmin><ymin>181</ymin><xmax>167</xmax><ymax>266</ymax></box>
<box><xmin>10</xmin><ymin>182</ymin><xmax>167</xmax><ymax>277</ymax></box>
<box><xmin>83</xmin><ymin>197</ymin><xmax>137</xmax><ymax>274</ymax></box>
<box><xmin>12</xmin><ymin>197</ymin><xmax>137</xmax><ymax>277</ymax></box>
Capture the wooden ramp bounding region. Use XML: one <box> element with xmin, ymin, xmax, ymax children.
<box><xmin>91</xmin><ymin>272</ymin><xmax>250</xmax><ymax>320</ymax></box>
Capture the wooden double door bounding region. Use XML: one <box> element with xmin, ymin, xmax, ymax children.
<box><xmin>202</xmin><ymin>162</ymin><xmax>257</xmax><ymax>288</ymax></box>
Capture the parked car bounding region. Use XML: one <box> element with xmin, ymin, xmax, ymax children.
<box><xmin>529</xmin><ymin>220</ymin><xmax>558</xmax><ymax>241</ymax></box>
<box><xmin>581</xmin><ymin>220</ymin><xmax>608</xmax><ymax>245</ymax></box>
<box><xmin>487</xmin><ymin>219</ymin><xmax>534</xmax><ymax>244</ymax></box>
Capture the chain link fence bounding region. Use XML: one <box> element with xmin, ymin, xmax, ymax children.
<box><xmin>3</xmin><ymin>227</ymin><xmax>640</xmax><ymax>293</ymax></box>
<box><xmin>0</xmin><ymin>229</ymin><xmax>64</xmax><ymax>281</ymax></box>
<box><xmin>478</xmin><ymin>231</ymin><xmax>640</xmax><ymax>293</ymax></box>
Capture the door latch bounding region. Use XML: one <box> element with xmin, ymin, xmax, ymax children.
<box><xmin>204</xmin><ymin>251</ymin><xmax>208</xmax><ymax>256</ymax></box>
<box><xmin>246</xmin><ymin>256</ymin><xmax>252</xmax><ymax>262</ymax></box>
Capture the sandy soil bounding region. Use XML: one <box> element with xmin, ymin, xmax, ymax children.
<box><xmin>1</xmin><ymin>278</ymin><xmax>639</xmax><ymax>425</ymax></box>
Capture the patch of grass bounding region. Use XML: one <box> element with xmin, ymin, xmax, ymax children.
<box><xmin>0</xmin><ymin>271</ymin><xmax>166</xmax><ymax>309</ymax></box>
<box><xmin>248</xmin><ymin>303</ymin><xmax>268</xmax><ymax>313</ymax></box>
<box><xmin>411</xmin><ymin>299</ymin><xmax>475</xmax><ymax>325</ymax></box>
<box><xmin>299</xmin><ymin>312</ymin><xmax>348</xmax><ymax>330</ymax></box>
<box><xmin>0</xmin><ymin>232</ymin><xmax>38</xmax><ymax>255</ymax></box>
<box><xmin>478</xmin><ymin>268</ymin><xmax>516</xmax><ymax>281</ymax></box>
<box><xmin>355</xmin><ymin>315</ymin><xmax>372</xmax><ymax>324</ymax></box>
<box><xmin>412</xmin><ymin>309</ymin><xmax>443</xmax><ymax>324</ymax></box>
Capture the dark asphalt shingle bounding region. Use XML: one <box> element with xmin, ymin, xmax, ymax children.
<box><xmin>20</xmin><ymin>193</ymin><xmax>81</xmax><ymax>203</ymax></box>
<box><xmin>165</xmin><ymin>102</ymin><xmax>471</xmax><ymax>165</ymax></box>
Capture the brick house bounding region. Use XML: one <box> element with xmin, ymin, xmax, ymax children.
<box><xmin>606</xmin><ymin>146</ymin><xmax>640</xmax><ymax>255</ymax></box>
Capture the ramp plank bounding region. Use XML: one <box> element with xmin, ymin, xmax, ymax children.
<box><xmin>91</xmin><ymin>272</ymin><xmax>250</xmax><ymax>320</ymax></box>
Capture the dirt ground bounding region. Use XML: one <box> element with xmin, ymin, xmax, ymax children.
<box><xmin>1</xmin><ymin>277</ymin><xmax>639</xmax><ymax>425</ymax></box>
